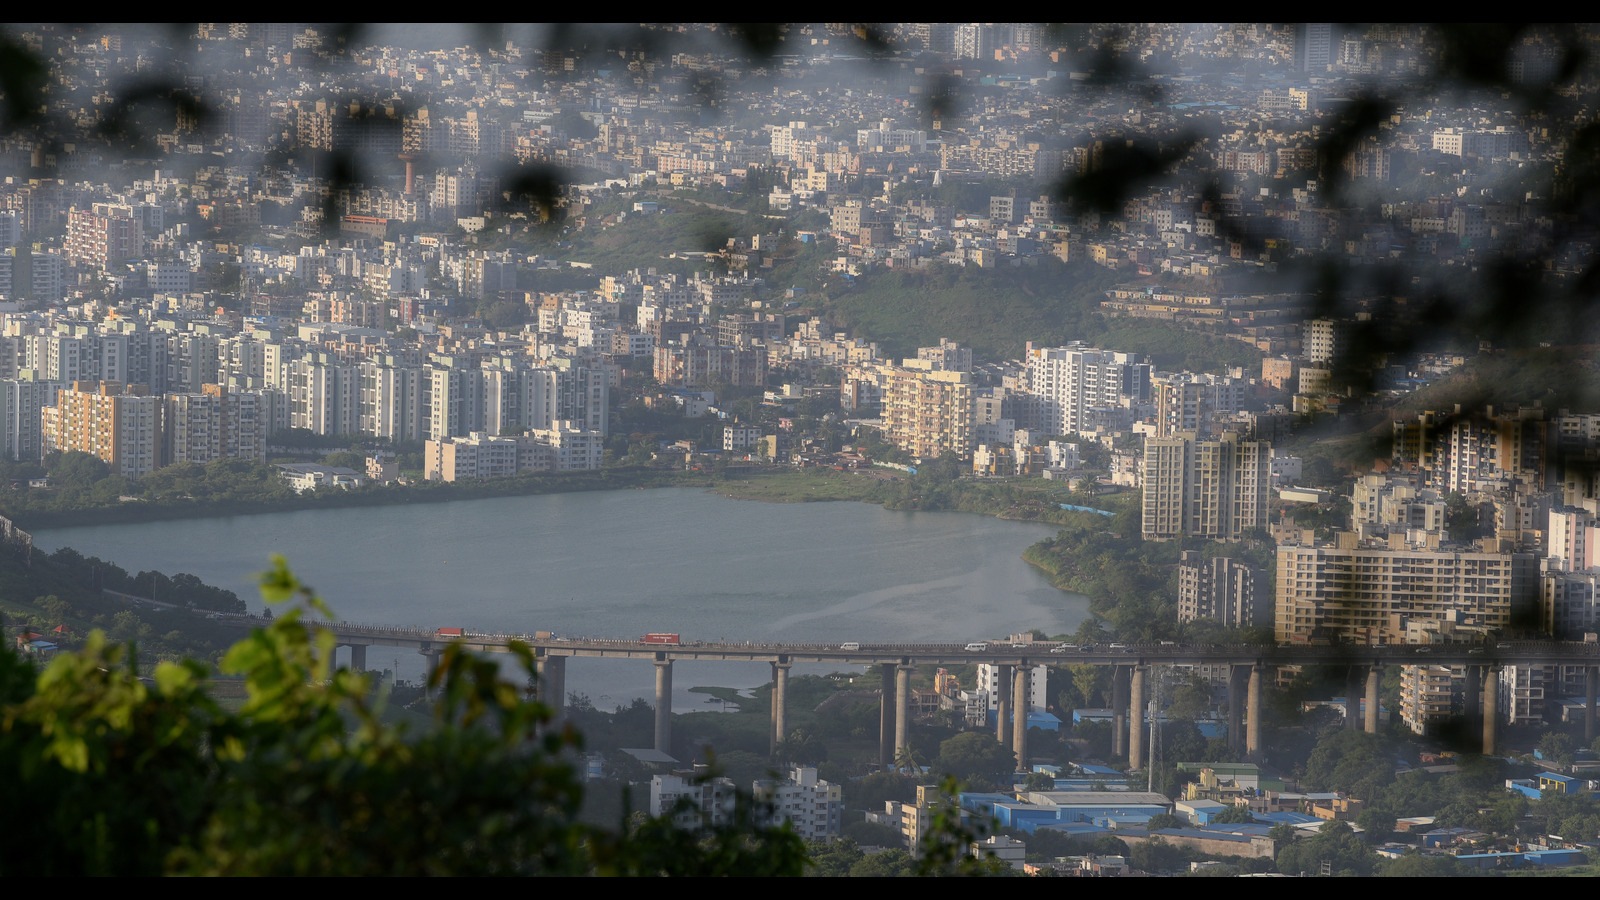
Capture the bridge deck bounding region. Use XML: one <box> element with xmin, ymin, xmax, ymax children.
<box><xmin>267</xmin><ymin>620</ymin><xmax>1600</xmax><ymax>667</ymax></box>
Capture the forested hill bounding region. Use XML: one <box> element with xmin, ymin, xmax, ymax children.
<box><xmin>820</xmin><ymin>259</ymin><xmax>1264</xmax><ymax>372</ymax></box>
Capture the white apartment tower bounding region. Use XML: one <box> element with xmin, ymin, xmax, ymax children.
<box><xmin>753</xmin><ymin>767</ymin><xmax>844</xmax><ymax>841</ymax></box>
<box><xmin>0</xmin><ymin>377</ymin><xmax>63</xmax><ymax>462</ymax></box>
<box><xmin>1024</xmin><ymin>344</ymin><xmax>1148</xmax><ymax>438</ymax></box>
<box><xmin>975</xmin><ymin>663</ymin><xmax>1049</xmax><ymax>720</ymax></box>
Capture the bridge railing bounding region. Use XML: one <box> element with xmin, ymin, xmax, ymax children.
<box><xmin>299</xmin><ymin>626</ymin><xmax>1600</xmax><ymax>662</ymax></box>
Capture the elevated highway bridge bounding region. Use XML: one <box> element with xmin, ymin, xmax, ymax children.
<box><xmin>278</xmin><ymin>618</ymin><xmax>1600</xmax><ymax>771</ymax></box>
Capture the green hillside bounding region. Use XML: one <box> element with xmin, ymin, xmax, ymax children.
<box><xmin>822</xmin><ymin>259</ymin><xmax>1262</xmax><ymax>371</ymax></box>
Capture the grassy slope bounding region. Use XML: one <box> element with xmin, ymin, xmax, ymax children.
<box><xmin>823</xmin><ymin>259</ymin><xmax>1262</xmax><ymax>370</ymax></box>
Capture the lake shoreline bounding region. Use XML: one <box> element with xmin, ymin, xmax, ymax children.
<box><xmin>8</xmin><ymin>467</ymin><xmax>712</xmax><ymax>530</ymax></box>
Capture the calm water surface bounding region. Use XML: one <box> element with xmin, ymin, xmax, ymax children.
<box><xmin>34</xmin><ymin>487</ymin><xmax>1087</xmax><ymax>708</ymax></box>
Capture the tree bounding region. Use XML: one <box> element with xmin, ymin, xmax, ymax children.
<box><xmin>1128</xmin><ymin>837</ymin><xmax>1188</xmax><ymax>874</ymax></box>
<box><xmin>46</xmin><ymin>450</ymin><xmax>111</xmax><ymax>487</ymax></box>
<box><xmin>840</xmin><ymin>821</ymin><xmax>902</xmax><ymax>850</ymax></box>
<box><xmin>1302</xmin><ymin>728</ymin><xmax>1396</xmax><ymax>799</ymax></box>
<box><xmin>36</xmin><ymin>595</ymin><xmax>71</xmax><ymax>627</ymax></box>
<box><xmin>805</xmin><ymin>837</ymin><xmax>865</xmax><ymax>876</ymax></box>
<box><xmin>1144</xmin><ymin>813</ymin><xmax>1185</xmax><ymax>831</ymax></box>
<box><xmin>1021</xmin><ymin>771</ymin><xmax>1056</xmax><ymax>792</ymax></box>
<box><xmin>1211</xmin><ymin>804</ymin><xmax>1257</xmax><ymax>825</ymax></box>
<box><xmin>0</xmin><ymin>556</ymin><xmax>808</xmax><ymax>876</ymax></box>
<box><xmin>1275</xmin><ymin>821</ymin><xmax>1377</xmax><ymax>878</ymax></box>
<box><xmin>934</xmin><ymin>732</ymin><xmax>1018</xmax><ymax>783</ymax></box>
<box><xmin>1072</xmin><ymin>719</ymin><xmax>1113</xmax><ymax>760</ymax></box>
<box><xmin>1539</xmin><ymin>729</ymin><xmax>1577</xmax><ymax>768</ymax></box>
<box><xmin>1534</xmin><ymin>791</ymin><xmax>1600</xmax><ymax>841</ymax></box>
<box><xmin>1070</xmin><ymin>663</ymin><xmax>1108</xmax><ymax>708</ymax></box>
<box><xmin>1090</xmin><ymin>833</ymin><xmax>1131</xmax><ymax>857</ymax></box>
<box><xmin>1356</xmin><ymin>800</ymin><xmax>1395</xmax><ymax>839</ymax></box>
<box><xmin>1445</xmin><ymin>492</ymin><xmax>1488</xmax><ymax>543</ymax></box>
<box><xmin>849</xmin><ymin>848</ymin><xmax>917</xmax><ymax>876</ymax></box>
<box><xmin>1380</xmin><ymin>852</ymin><xmax>1470</xmax><ymax>877</ymax></box>
<box><xmin>1165</xmin><ymin>672</ymin><xmax>1214</xmax><ymax>722</ymax></box>
<box><xmin>893</xmin><ymin>743</ymin><xmax>925</xmax><ymax>775</ymax></box>
<box><xmin>718</xmin><ymin>749</ymin><xmax>778</xmax><ymax>786</ymax></box>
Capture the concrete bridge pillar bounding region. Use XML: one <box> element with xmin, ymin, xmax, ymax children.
<box><xmin>1482</xmin><ymin>665</ymin><xmax>1499</xmax><ymax>756</ymax></box>
<box><xmin>995</xmin><ymin>664</ymin><xmax>1013</xmax><ymax>748</ymax></box>
<box><xmin>1246</xmin><ymin>664</ymin><xmax>1263</xmax><ymax>761</ymax></box>
<box><xmin>770</xmin><ymin>658</ymin><xmax>791</xmax><ymax>756</ymax></box>
<box><xmin>1011</xmin><ymin>664</ymin><xmax>1029</xmax><ymax>773</ymax></box>
<box><xmin>1111</xmin><ymin>666</ymin><xmax>1129</xmax><ymax>759</ymax></box>
<box><xmin>1365</xmin><ymin>666</ymin><xmax>1381</xmax><ymax>734</ymax></box>
<box><xmin>654</xmin><ymin>656</ymin><xmax>673</xmax><ymax>755</ymax></box>
<box><xmin>1227</xmin><ymin>665</ymin><xmax>1245</xmax><ymax>753</ymax></box>
<box><xmin>879</xmin><ymin>666</ymin><xmax>896</xmax><ymax>769</ymax></box>
<box><xmin>537</xmin><ymin>654</ymin><xmax>567</xmax><ymax>724</ymax></box>
<box><xmin>347</xmin><ymin>643</ymin><xmax>367</xmax><ymax>672</ymax></box>
<box><xmin>1129</xmin><ymin>665</ymin><xmax>1146</xmax><ymax>771</ymax></box>
<box><xmin>1587</xmin><ymin>667</ymin><xmax>1598</xmax><ymax>745</ymax></box>
<box><xmin>894</xmin><ymin>664</ymin><xmax>912</xmax><ymax>765</ymax></box>
<box><xmin>421</xmin><ymin>648</ymin><xmax>443</xmax><ymax>692</ymax></box>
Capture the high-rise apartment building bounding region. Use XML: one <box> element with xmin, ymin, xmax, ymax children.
<box><xmin>753</xmin><ymin>767</ymin><xmax>843</xmax><ymax>841</ymax></box>
<box><xmin>424</xmin><ymin>431</ymin><xmax>549</xmax><ymax>482</ymax></box>
<box><xmin>1393</xmin><ymin>659</ymin><xmax>1582</xmax><ymax>735</ymax></box>
<box><xmin>40</xmin><ymin>380</ymin><xmax>159</xmax><ymax>479</ymax></box>
<box><xmin>1176</xmin><ymin>551</ymin><xmax>1267</xmax><ymax>628</ymax></box>
<box><xmin>881</xmin><ymin>360</ymin><xmax>974</xmax><ymax>461</ymax></box>
<box><xmin>1275</xmin><ymin>543</ymin><xmax>1539</xmax><ymax>644</ymax></box>
<box><xmin>952</xmin><ymin>24</ymin><xmax>993</xmax><ymax>61</ymax></box>
<box><xmin>1399</xmin><ymin>664</ymin><xmax>1465</xmax><ymax>735</ymax></box>
<box><xmin>1542</xmin><ymin>568</ymin><xmax>1600</xmax><ymax>638</ymax></box>
<box><xmin>652</xmin><ymin>338</ymin><xmax>767</xmax><ymax>391</ymax></box>
<box><xmin>1142</xmin><ymin>432</ymin><xmax>1271</xmax><ymax>541</ymax></box>
<box><xmin>1294</xmin><ymin>24</ymin><xmax>1333</xmax><ymax>73</ymax></box>
<box><xmin>163</xmin><ymin>385</ymin><xmax>266</xmax><ymax>466</ymax></box>
<box><xmin>0</xmin><ymin>248</ymin><xmax>64</xmax><ymax>303</ymax></box>
<box><xmin>0</xmin><ymin>377</ymin><xmax>62</xmax><ymax>462</ymax></box>
<box><xmin>650</xmin><ymin>772</ymin><xmax>738</xmax><ymax>829</ymax></box>
<box><xmin>1393</xmin><ymin>405</ymin><xmax>1551</xmax><ymax>494</ymax></box>
<box><xmin>975</xmin><ymin>663</ymin><xmax>1048</xmax><ymax>719</ymax></box>
<box><xmin>1152</xmin><ymin>372</ymin><xmax>1246</xmax><ymax>438</ymax></box>
<box><xmin>769</xmin><ymin>121</ymin><xmax>812</xmax><ymax>163</ymax></box>
<box><xmin>1499</xmin><ymin>664</ymin><xmax>1589</xmax><ymax>728</ymax></box>
<box><xmin>529</xmin><ymin>420</ymin><xmax>604</xmax><ymax>472</ymax></box>
<box><xmin>288</xmin><ymin>356</ymin><xmax>359</xmax><ymax>436</ymax></box>
<box><xmin>65</xmin><ymin>203</ymin><xmax>143</xmax><ymax>271</ymax></box>
<box><xmin>915</xmin><ymin>338</ymin><xmax>972</xmax><ymax>373</ymax></box>
<box><xmin>1023</xmin><ymin>344</ymin><xmax>1148</xmax><ymax>438</ymax></box>
<box><xmin>428</xmin><ymin>166</ymin><xmax>493</xmax><ymax>223</ymax></box>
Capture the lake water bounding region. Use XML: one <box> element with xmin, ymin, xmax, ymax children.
<box><xmin>33</xmin><ymin>487</ymin><xmax>1087</xmax><ymax>710</ymax></box>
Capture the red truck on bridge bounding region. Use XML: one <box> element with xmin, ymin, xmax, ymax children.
<box><xmin>641</xmin><ymin>633</ymin><xmax>681</xmax><ymax>645</ymax></box>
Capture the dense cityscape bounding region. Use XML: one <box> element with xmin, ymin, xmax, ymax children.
<box><xmin>5</xmin><ymin>22</ymin><xmax>1600</xmax><ymax>875</ymax></box>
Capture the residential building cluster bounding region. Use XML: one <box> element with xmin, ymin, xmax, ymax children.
<box><xmin>1269</xmin><ymin>399</ymin><xmax>1600</xmax><ymax>734</ymax></box>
